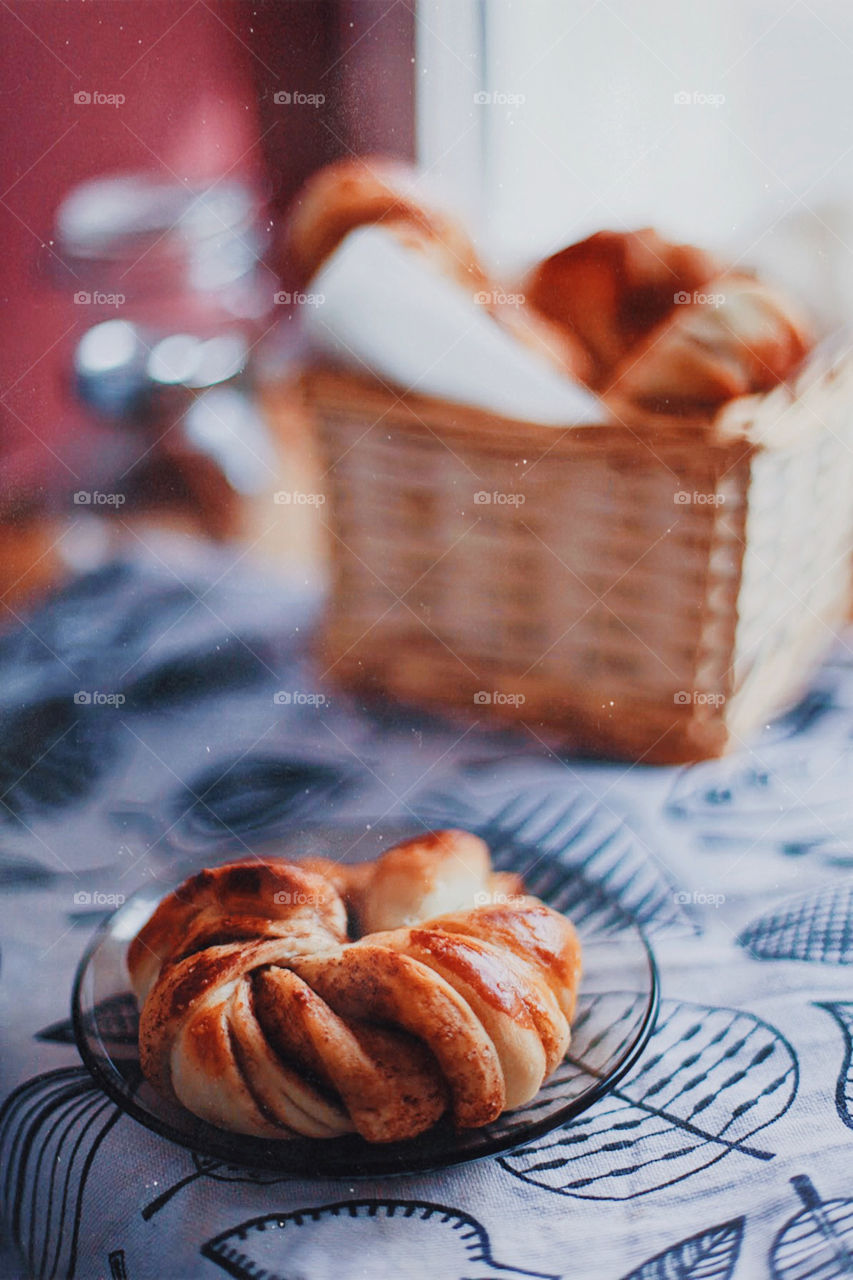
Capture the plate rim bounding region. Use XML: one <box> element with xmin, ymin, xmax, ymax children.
<box><xmin>71</xmin><ymin>841</ymin><xmax>661</xmax><ymax>1178</ymax></box>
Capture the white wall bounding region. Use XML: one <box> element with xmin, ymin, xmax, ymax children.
<box><xmin>419</xmin><ymin>0</ymin><xmax>853</xmax><ymax>284</ymax></box>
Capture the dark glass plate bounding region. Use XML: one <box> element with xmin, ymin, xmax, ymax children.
<box><xmin>73</xmin><ymin>823</ymin><xmax>659</xmax><ymax>1177</ymax></box>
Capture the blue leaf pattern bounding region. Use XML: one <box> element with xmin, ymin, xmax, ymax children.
<box><xmin>771</xmin><ymin>1176</ymin><xmax>853</xmax><ymax>1279</ymax></box>
<box><xmin>419</xmin><ymin>788</ymin><xmax>696</xmax><ymax>937</ymax></box>
<box><xmin>815</xmin><ymin>1003</ymin><xmax>853</xmax><ymax>1131</ymax></box>
<box><xmin>202</xmin><ymin>1202</ymin><xmax>561</xmax><ymax>1280</ymax></box>
<box><xmin>622</xmin><ymin>1218</ymin><xmax>744</xmax><ymax>1280</ymax></box>
<box><xmin>738</xmin><ymin>882</ymin><xmax>853</xmax><ymax>964</ymax></box>
<box><xmin>500</xmin><ymin>998</ymin><xmax>797</xmax><ymax>1200</ymax></box>
<box><xmin>0</xmin><ymin>1068</ymin><xmax>123</xmax><ymax>1280</ymax></box>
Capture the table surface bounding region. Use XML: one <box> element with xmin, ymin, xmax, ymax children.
<box><xmin>1</xmin><ymin>546</ymin><xmax>851</xmax><ymax>1280</ymax></box>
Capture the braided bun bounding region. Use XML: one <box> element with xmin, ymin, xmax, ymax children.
<box><xmin>129</xmin><ymin>830</ymin><xmax>581</xmax><ymax>1143</ymax></box>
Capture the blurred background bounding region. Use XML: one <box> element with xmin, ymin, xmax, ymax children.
<box><xmin>2</xmin><ymin>0</ymin><xmax>852</xmax><ymax>611</ymax></box>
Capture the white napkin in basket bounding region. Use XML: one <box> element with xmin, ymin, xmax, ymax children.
<box><xmin>302</xmin><ymin>225</ymin><xmax>603</xmax><ymax>426</ymax></box>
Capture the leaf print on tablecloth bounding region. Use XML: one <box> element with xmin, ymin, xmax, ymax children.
<box><xmin>202</xmin><ymin>1201</ymin><xmax>560</xmax><ymax>1280</ymax></box>
<box><xmin>108</xmin><ymin>1249</ymin><xmax>128</xmax><ymax>1280</ymax></box>
<box><xmin>666</xmin><ymin>747</ymin><xmax>853</xmax><ymax>867</ymax></box>
<box><xmin>119</xmin><ymin>643</ymin><xmax>269</xmax><ymax>710</ymax></box>
<box><xmin>500</xmin><ymin>998</ymin><xmax>797</xmax><ymax>1200</ymax></box>
<box><xmin>738</xmin><ymin>882</ymin><xmax>853</xmax><ymax>964</ymax></box>
<box><xmin>171</xmin><ymin>755</ymin><xmax>358</xmax><ymax>848</ymax></box>
<box><xmin>815</xmin><ymin>1003</ymin><xmax>853</xmax><ymax>1131</ymax></box>
<box><xmin>0</xmin><ymin>1066</ymin><xmax>122</xmax><ymax>1280</ymax></box>
<box><xmin>622</xmin><ymin>1218</ymin><xmax>744</xmax><ymax>1280</ymax></box>
<box><xmin>418</xmin><ymin>787</ymin><xmax>696</xmax><ymax>937</ymax></box>
<box><xmin>37</xmin><ymin>993</ymin><xmax>139</xmax><ymax>1048</ymax></box>
<box><xmin>0</xmin><ymin>697</ymin><xmax>120</xmax><ymax>824</ymax></box>
<box><xmin>771</xmin><ymin>1176</ymin><xmax>853</xmax><ymax>1279</ymax></box>
<box><xmin>142</xmin><ymin>1153</ymin><xmax>293</xmax><ymax>1220</ymax></box>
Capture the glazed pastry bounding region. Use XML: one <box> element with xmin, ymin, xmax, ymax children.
<box><xmin>128</xmin><ymin>830</ymin><xmax>582</xmax><ymax>1143</ymax></box>
<box><xmin>525</xmin><ymin>228</ymin><xmax>720</xmax><ymax>384</ymax></box>
<box><xmin>603</xmin><ymin>273</ymin><xmax>813</xmax><ymax>427</ymax></box>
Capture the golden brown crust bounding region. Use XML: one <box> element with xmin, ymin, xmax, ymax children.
<box><xmin>603</xmin><ymin>273</ymin><xmax>813</xmax><ymax>428</ymax></box>
<box><xmin>285</xmin><ymin>155</ymin><xmax>486</xmax><ymax>290</ymax></box>
<box><xmin>252</xmin><ymin>966</ymin><xmax>448</xmax><ymax>1142</ymax></box>
<box><xmin>131</xmin><ymin>830</ymin><xmax>582</xmax><ymax>1143</ymax></box>
<box><xmin>127</xmin><ymin>861</ymin><xmax>348</xmax><ymax>1001</ymax></box>
<box><xmin>428</xmin><ymin>902</ymin><xmax>583</xmax><ymax>1022</ymax></box>
<box><xmin>525</xmin><ymin>228</ymin><xmax>721</xmax><ymax>386</ymax></box>
<box><xmin>292</xmin><ymin>943</ymin><xmax>506</xmax><ymax>1128</ymax></box>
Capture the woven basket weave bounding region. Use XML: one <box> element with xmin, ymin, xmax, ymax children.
<box><xmin>308</xmin><ymin>344</ymin><xmax>853</xmax><ymax>763</ymax></box>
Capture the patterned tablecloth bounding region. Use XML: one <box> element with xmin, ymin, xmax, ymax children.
<box><xmin>1</xmin><ymin>548</ymin><xmax>852</xmax><ymax>1280</ymax></box>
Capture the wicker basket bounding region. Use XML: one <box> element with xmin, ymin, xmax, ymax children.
<box><xmin>307</xmin><ymin>344</ymin><xmax>853</xmax><ymax>763</ymax></box>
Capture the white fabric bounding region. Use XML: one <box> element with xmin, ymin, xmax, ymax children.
<box><xmin>303</xmin><ymin>226</ymin><xmax>603</xmax><ymax>426</ymax></box>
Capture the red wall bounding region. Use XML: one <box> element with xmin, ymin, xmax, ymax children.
<box><xmin>0</xmin><ymin>0</ymin><xmax>414</xmax><ymax>504</ymax></box>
